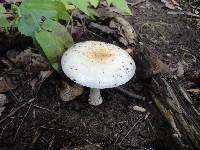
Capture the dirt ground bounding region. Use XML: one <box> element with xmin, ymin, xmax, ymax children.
<box><xmin>0</xmin><ymin>0</ymin><xmax>199</xmax><ymax>150</ymax></box>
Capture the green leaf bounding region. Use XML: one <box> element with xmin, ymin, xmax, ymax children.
<box><xmin>0</xmin><ymin>16</ymin><xmax>9</xmax><ymax>28</ymax></box>
<box><xmin>0</xmin><ymin>4</ymin><xmax>9</xmax><ymax>28</ymax></box>
<box><xmin>35</xmin><ymin>19</ymin><xmax>73</xmax><ymax>71</ymax></box>
<box><xmin>88</xmin><ymin>0</ymin><xmax>100</xmax><ymax>8</ymax></box>
<box><xmin>0</xmin><ymin>4</ymin><xmax>6</xmax><ymax>13</ymax></box>
<box><xmin>106</xmin><ymin>0</ymin><xmax>132</xmax><ymax>15</ymax></box>
<box><xmin>64</xmin><ymin>0</ymin><xmax>98</xmax><ymax>17</ymax></box>
<box><xmin>60</xmin><ymin>0</ymin><xmax>76</xmax><ymax>10</ymax></box>
<box><xmin>17</xmin><ymin>0</ymin><xmax>70</xmax><ymax>36</ymax></box>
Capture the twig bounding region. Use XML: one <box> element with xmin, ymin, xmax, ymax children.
<box><xmin>3</xmin><ymin>76</ymin><xmax>19</xmax><ymax>102</ymax></box>
<box><xmin>115</xmin><ymin>87</ymin><xmax>145</xmax><ymax>101</ymax></box>
<box><xmin>33</xmin><ymin>104</ymin><xmax>59</xmax><ymax>115</ymax></box>
<box><xmin>0</xmin><ymin>119</ymin><xmax>14</xmax><ymax>139</ymax></box>
<box><xmin>14</xmin><ymin>103</ymin><xmax>32</xmax><ymax>140</ymax></box>
<box><xmin>48</xmin><ymin>135</ymin><xmax>55</xmax><ymax>150</ymax></box>
<box><xmin>147</xmin><ymin>118</ymin><xmax>157</xmax><ymax>138</ymax></box>
<box><xmin>40</xmin><ymin>127</ymin><xmax>93</xmax><ymax>144</ymax></box>
<box><xmin>119</xmin><ymin>112</ymin><xmax>150</xmax><ymax>144</ymax></box>
<box><xmin>40</xmin><ymin>116</ymin><xmax>61</xmax><ymax>128</ymax></box>
<box><xmin>1</xmin><ymin>58</ymin><xmax>12</xmax><ymax>74</ymax></box>
<box><xmin>0</xmin><ymin>98</ymin><xmax>35</xmax><ymax>124</ymax></box>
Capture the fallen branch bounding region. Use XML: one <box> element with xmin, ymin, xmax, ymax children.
<box><xmin>115</xmin><ymin>87</ymin><xmax>145</xmax><ymax>101</ymax></box>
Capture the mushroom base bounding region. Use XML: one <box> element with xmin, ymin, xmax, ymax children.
<box><xmin>88</xmin><ymin>88</ymin><xmax>103</xmax><ymax>106</ymax></box>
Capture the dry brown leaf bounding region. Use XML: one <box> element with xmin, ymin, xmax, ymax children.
<box><xmin>186</xmin><ymin>12</ymin><xmax>200</xmax><ymax>18</ymax></box>
<box><xmin>126</xmin><ymin>47</ymin><xmax>134</xmax><ymax>54</ymax></box>
<box><xmin>30</xmin><ymin>71</ymin><xmax>53</xmax><ymax>95</ymax></box>
<box><xmin>109</xmin><ymin>16</ymin><xmax>138</xmax><ymax>46</ymax></box>
<box><xmin>6</xmin><ymin>48</ymin><xmax>49</xmax><ymax>73</ymax></box>
<box><xmin>187</xmin><ymin>89</ymin><xmax>200</xmax><ymax>94</ymax></box>
<box><xmin>60</xmin><ymin>81</ymin><xmax>83</xmax><ymax>102</ymax></box>
<box><xmin>161</xmin><ymin>0</ymin><xmax>175</xmax><ymax>10</ymax></box>
<box><xmin>171</xmin><ymin>0</ymin><xmax>179</xmax><ymax>6</ymax></box>
<box><xmin>0</xmin><ymin>76</ymin><xmax>16</xmax><ymax>93</ymax></box>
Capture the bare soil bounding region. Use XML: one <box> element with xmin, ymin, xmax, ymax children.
<box><xmin>0</xmin><ymin>0</ymin><xmax>199</xmax><ymax>150</ymax></box>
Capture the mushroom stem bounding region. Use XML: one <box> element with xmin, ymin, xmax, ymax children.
<box><xmin>88</xmin><ymin>88</ymin><xmax>103</xmax><ymax>105</ymax></box>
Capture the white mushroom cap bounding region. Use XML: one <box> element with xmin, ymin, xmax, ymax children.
<box><xmin>61</xmin><ymin>41</ymin><xmax>136</xmax><ymax>89</ymax></box>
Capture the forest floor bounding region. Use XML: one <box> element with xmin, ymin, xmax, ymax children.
<box><xmin>0</xmin><ymin>0</ymin><xmax>199</xmax><ymax>150</ymax></box>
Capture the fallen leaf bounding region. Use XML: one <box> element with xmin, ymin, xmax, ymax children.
<box><xmin>0</xmin><ymin>76</ymin><xmax>16</xmax><ymax>93</ymax></box>
<box><xmin>119</xmin><ymin>36</ymin><xmax>129</xmax><ymax>46</ymax></box>
<box><xmin>187</xmin><ymin>88</ymin><xmax>200</xmax><ymax>94</ymax></box>
<box><xmin>60</xmin><ymin>81</ymin><xmax>83</xmax><ymax>102</ymax></box>
<box><xmin>30</xmin><ymin>70</ymin><xmax>53</xmax><ymax>95</ymax></box>
<box><xmin>109</xmin><ymin>16</ymin><xmax>138</xmax><ymax>46</ymax></box>
<box><xmin>171</xmin><ymin>0</ymin><xmax>179</xmax><ymax>6</ymax></box>
<box><xmin>126</xmin><ymin>47</ymin><xmax>134</xmax><ymax>54</ymax></box>
<box><xmin>132</xmin><ymin>105</ymin><xmax>146</xmax><ymax>112</ymax></box>
<box><xmin>161</xmin><ymin>0</ymin><xmax>175</xmax><ymax>10</ymax></box>
<box><xmin>6</xmin><ymin>48</ymin><xmax>49</xmax><ymax>73</ymax></box>
<box><xmin>0</xmin><ymin>94</ymin><xmax>7</xmax><ymax>116</ymax></box>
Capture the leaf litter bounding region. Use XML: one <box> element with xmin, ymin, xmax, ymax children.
<box><xmin>0</xmin><ymin>76</ymin><xmax>16</xmax><ymax>93</ymax></box>
<box><xmin>0</xmin><ymin>0</ymin><xmax>199</xmax><ymax>149</ymax></box>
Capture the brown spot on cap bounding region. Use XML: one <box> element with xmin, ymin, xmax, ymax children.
<box><xmin>87</xmin><ymin>48</ymin><xmax>114</xmax><ymax>61</ymax></box>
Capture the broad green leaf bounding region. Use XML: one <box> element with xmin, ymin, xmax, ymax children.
<box><xmin>17</xmin><ymin>0</ymin><xmax>70</xmax><ymax>36</ymax></box>
<box><xmin>0</xmin><ymin>4</ymin><xmax>9</xmax><ymax>28</ymax></box>
<box><xmin>88</xmin><ymin>0</ymin><xmax>100</xmax><ymax>7</ymax></box>
<box><xmin>64</xmin><ymin>0</ymin><xmax>98</xmax><ymax>17</ymax></box>
<box><xmin>106</xmin><ymin>0</ymin><xmax>131</xmax><ymax>15</ymax></box>
<box><xmin>35</xmin><ymin>19</ymin><xmax>73</xmax><ymax>71</ymax></box>
<box><xmin>11</xmin><ymin>4</ymin><xmax>21</xmax><ymax>27</ymax></box>
<box><xmin>65</xmin><ymin>0</ymin><xmax>90</xmax><ymax>15</ymax></box>
<box><xmin>60</xmin><ymin>0</ymin><xmax>76</xmax><ymax>10</ymax></box>
<box><xmin>0</xmin><ymin>4</ymin><xmax>6</xmax><ymax>13</ymax></box>
<box><xmin>0</xmin><ymin>16</ymin><xmax>9</xmax><ymax>27</ymax></box>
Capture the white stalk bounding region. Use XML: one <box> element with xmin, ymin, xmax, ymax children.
<box><xmin>88</xmin><ymin>88</ymin><xmax>103</xmax><ymax>105</ymax></box>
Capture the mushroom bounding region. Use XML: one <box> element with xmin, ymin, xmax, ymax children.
<box><xmin>61</xmin><ymin>41</ymin><xmax>136</xmax><ymax>105</ymax></box>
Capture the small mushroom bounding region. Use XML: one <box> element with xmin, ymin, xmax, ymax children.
<box><xmin>61</xmin><ymin>41</ymin><xmax>136</xmax><ymax>105</ymax></box>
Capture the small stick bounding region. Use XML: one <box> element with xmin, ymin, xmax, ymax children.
<box><xmin>40</xmin><ymin>116</ymin><xmax>61</xmax><ymax>128</ymax></box>
<box><xmin>33</xmin><ymin>104</ymin><xmax>59</xmax><ymax>115</ymax></box>
<box><xmin>14</xmin><ymin>103</ymin><xmax>32</xmax><ymax>140</ymax></box>
<box><xmin>0</xmin><ymin>119</ymin><xmax>14</xmax><ymax>139</ymax></box>
<box><xmin>48</xmin><ymin>135</ymin><xmax>55</xmax><ymax>150</ymax></box>
<box><xmin>40</xmin><ymin>127</ymin><xmax>93</xmax><ymax>144</ymax></box>
<box><xmin>119</xmin><ymin>112</ymin><xmax>149</xmax><ymax>144</ymax></box>
<box><xmin>115</xmin><ymin>87</ymin><xmax>145</xmax><ymax>101</ymax></box>
<box><xmin>0</xmin><ymin>98</ymin><xmax>35</xmax><ymax>124</ymax></box>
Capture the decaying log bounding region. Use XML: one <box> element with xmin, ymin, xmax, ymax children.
<box><xmin>134</xmin><ymin>49</ymin><xmax>200</xmax><ymax>149</ymax></box>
